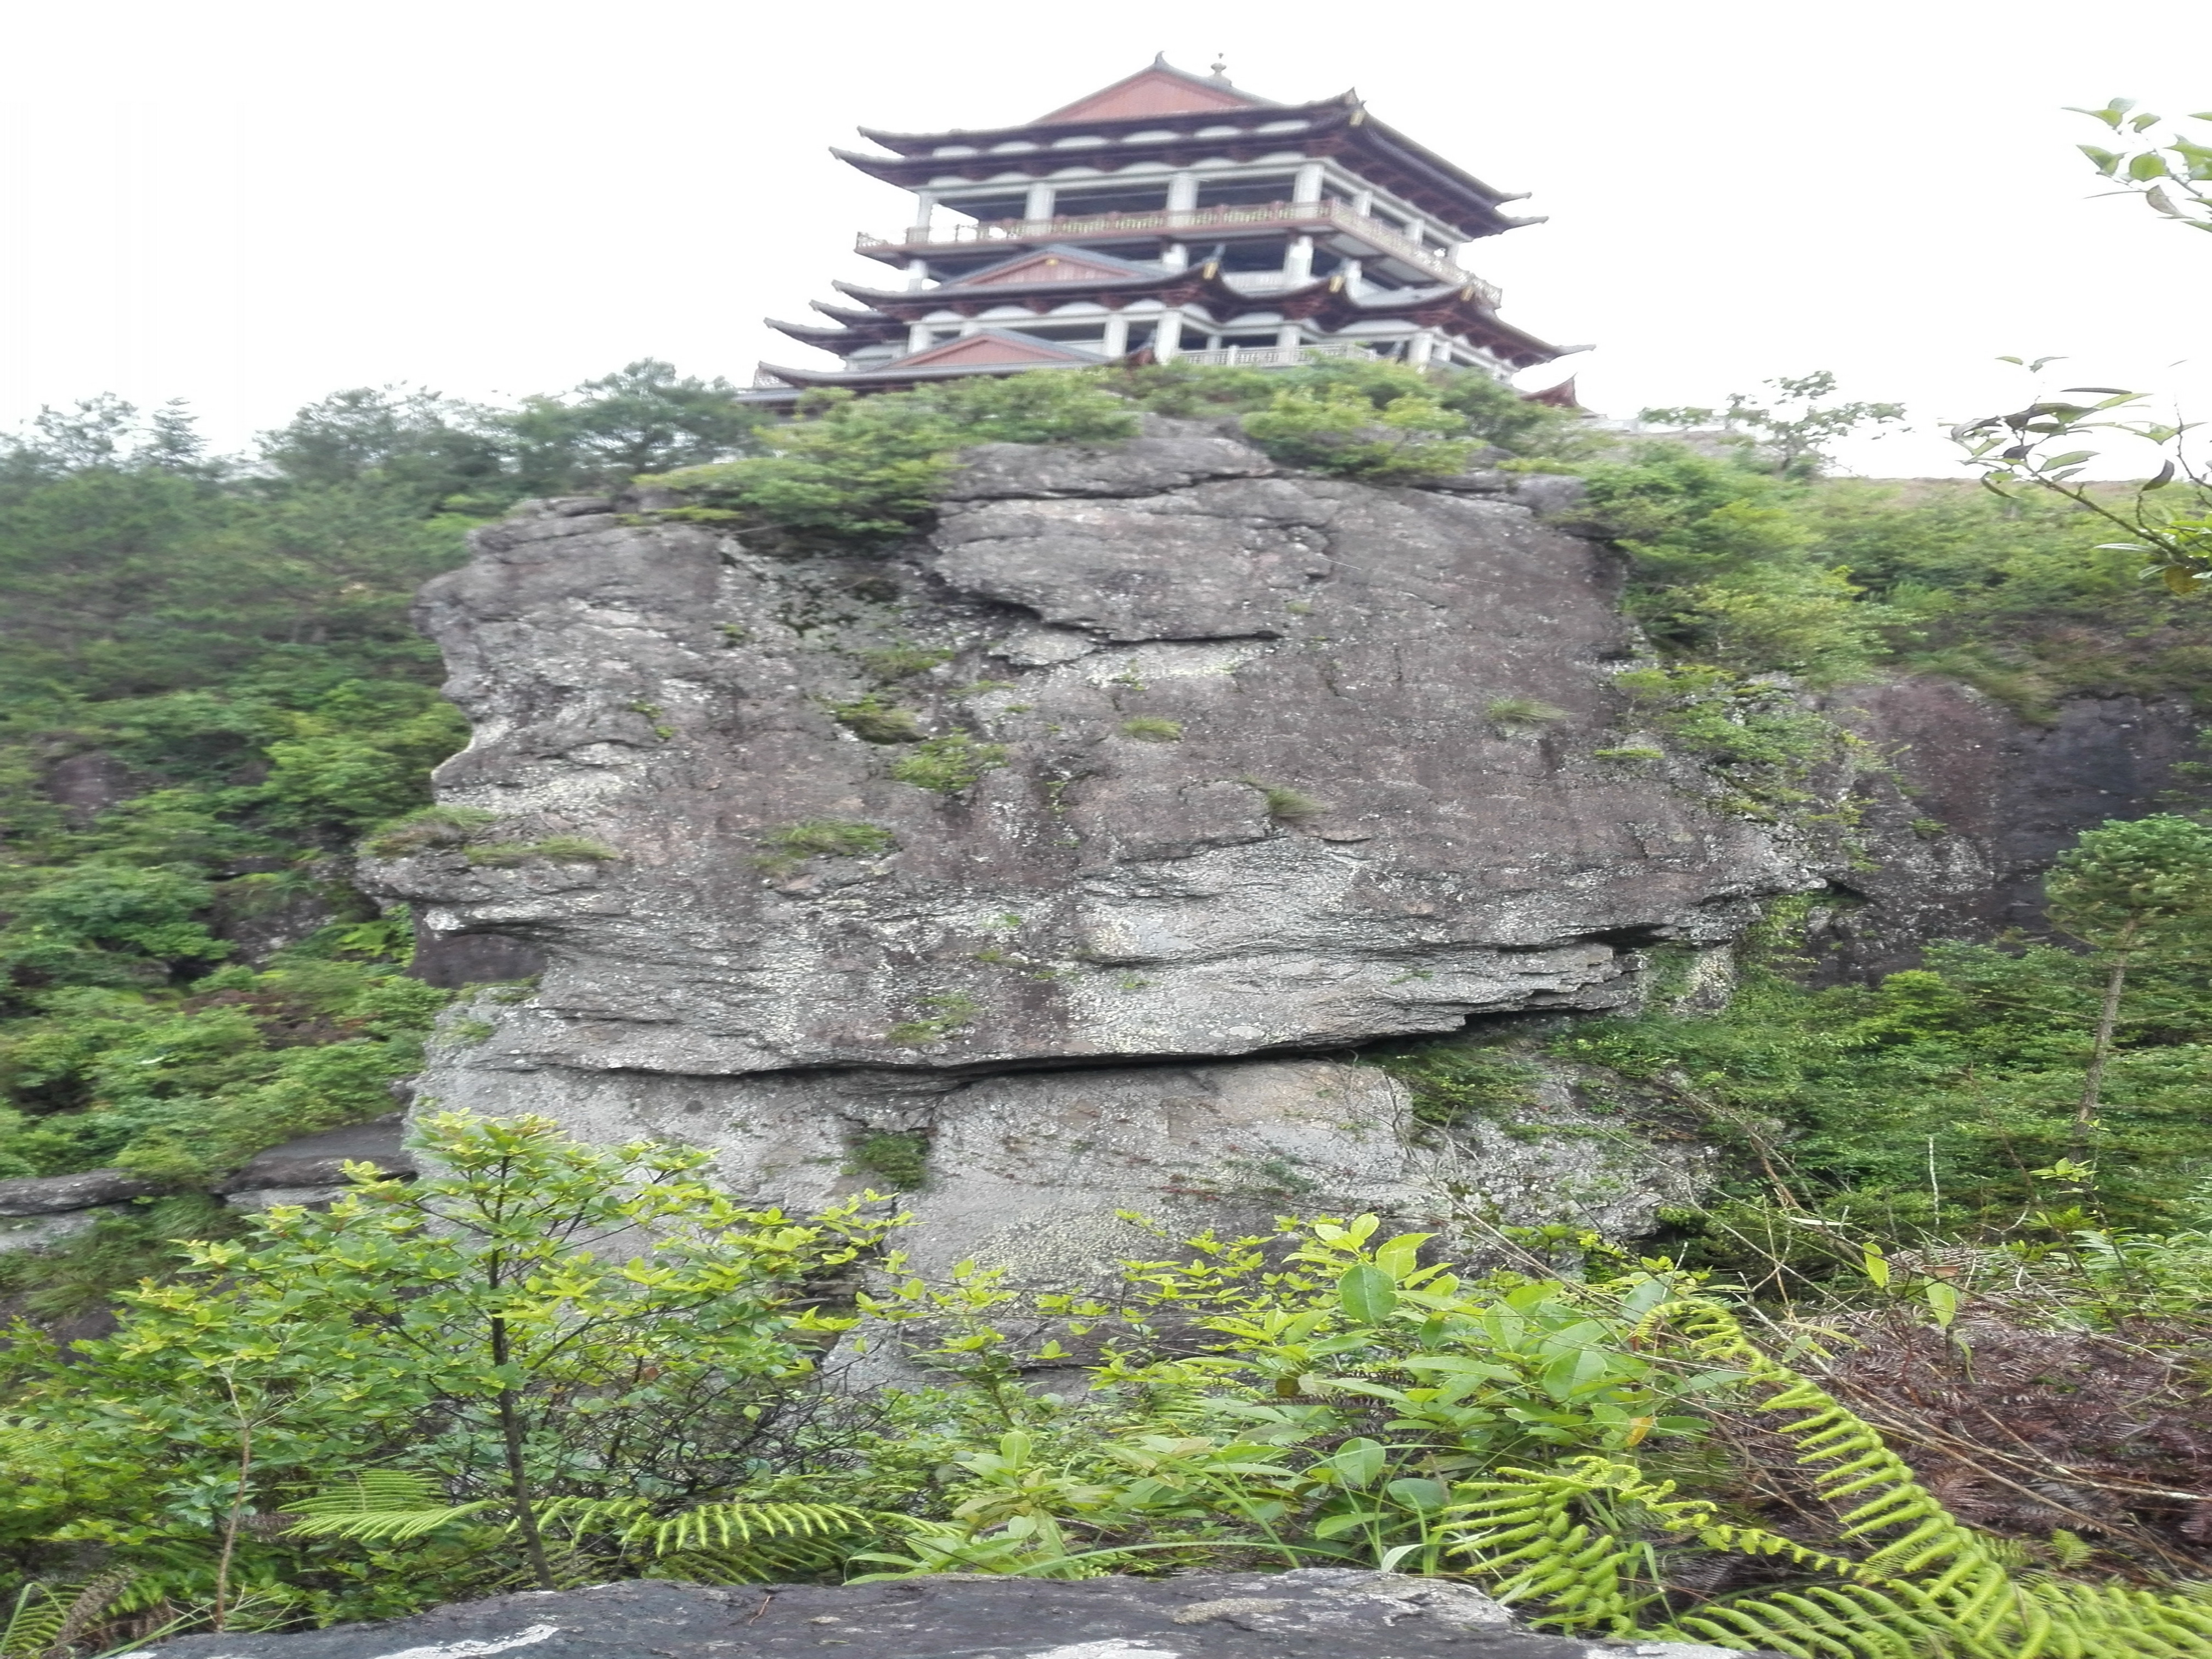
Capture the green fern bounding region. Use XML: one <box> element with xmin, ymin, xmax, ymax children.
<box><xmin>1438</xmin><ymin>1295</ymin><xmax>2212</xmax><ymax>1659</ymax></box>
<box><xmin>534</xmin><ymin>1496</ymin><xmax>877</xmax><ymax>1555</ymax></box>
<box><xmin>282</xmin><ymin>1476</ymin><xmax>881</xmax><ymax>1584</ymax></box>
<box><xmin>2</xmin><ymin>1572</ymin><xmax>135</xmax><ymax>1659</ymax></box>
<box><xmin>281</xmin><ymin>1471</ymin><xmax>498</xmax><ymax>1541</ymax></box>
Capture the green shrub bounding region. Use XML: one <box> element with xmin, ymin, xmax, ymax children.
<box><xmin>642</xmin><ymin>375</ymin><xmax>1137</xmax><ymax>543</ymax></box>
<box><xmin>1611</xmin><ymin>663</ymin><xmax>1858</xmax><ymax>817</ymax></box>
<box><xmin>1240</xmin><ymin>385</ymin><xmax>1474</xmax><ymax>479</ymax></box>
<box><xmin>755</xmin><ymin>819</ymin><xmax>896</xmax><ymax>876</ymax></box>
<box><xmin>847</xmin><ymin>1129</ymin><xmax>932</xmax><ymax>1191</ymax></box>
<box><xmin>890</xmin><ymin>733</ymin><xmax>1007</xmax><ymax>794</ymax></box>
<box><xmin>0</xmin><ymin>960</ymin><xmax>448</xmax><ymax>1181</ymax></box>
<box><xmin>1484</xmin><ymin>697</ymin><xmax>1569</xmax><ymax>735</ymax></box>
<box><xmin>360</xmin><ymin>805</ymin><xmax>498</xmax><ymax>858</ymax></box>
<box><xmin>1117</xmin><ymin>717</ymin><xmax>1183</xmax><ymax>742</ymax></box>
<box><xmin>831</xmin><ymin>694</ymin><xmax>926</xmax><ymax>744</ymax></box>
<box><xmin>1243</xmin><ymin>778</ymin><xmax>1326</xmax><ymax>823</ymax></box>
<box><xmin>1371</xmin><ymin>1040</ymin><xmax>1544</xmax><ymax>1131</ymax></box>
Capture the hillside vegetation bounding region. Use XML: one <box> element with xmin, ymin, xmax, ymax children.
<box><xmin>4</xmin><ymin>358</ymin><xmax>2212</xmax><ymax>1657</ymax></box>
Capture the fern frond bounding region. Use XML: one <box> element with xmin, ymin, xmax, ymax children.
<box><xmin>1438</xmin><ymin>1296</ymin><xmax>2212</xmax><ymax>1659</ymax></box>
<box><xmin>2</xmin><ymin>1582</ymin><xmax>71</xmax><ymax>1659</ymax></box>
<box><xmin>3</xmin><ymin>1572</ymin><xmax>138</xmax><ymax>1659</ymax></box>
<box><xmin>281</xmin><ymin>1472</ymin><xmax>498</xmax><ymax>1541</ymax></box>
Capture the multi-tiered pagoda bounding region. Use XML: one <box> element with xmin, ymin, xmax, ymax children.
<box><xmin>751</xmin><ymin>57</ymin><xmax>1574</xmax><ymax>400</ymax></box>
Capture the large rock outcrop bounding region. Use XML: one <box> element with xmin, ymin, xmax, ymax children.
<box><xmin>363</xmin><ymin>420</ymin><xmax>2212</xmax><ymax>1273</ymax></box>
<box><xmin>372</xmin><ymin>425</ymin><xmax>1807</xmax><ymax>1076</ymax></box>
<box><xmin>365</xmin><ymin>422</ymin><xmax>1815</xmax><ymax>1255</ymax></box>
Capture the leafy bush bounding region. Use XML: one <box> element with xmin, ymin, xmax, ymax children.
<box><xmin>1239</xmin><ymin>384</ymin><xmax>1474</xmax><ymax>479</ymax></box>
<box><xmin>644</xmin><ymin>376</ymin><xmax>1138</xmax><ymax>542</ymax></box>
<box><xmin>0</xmin><ymin>960</ymin><xmax>447</xmax><ymax>1181</ymax></box>
<box><xmin>2</xmin><ymin>1113</ymin><xmax>895</xmax><ymax>1620</ymax></box>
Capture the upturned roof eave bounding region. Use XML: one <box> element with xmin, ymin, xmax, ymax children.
<box><xmin>850</xmin><ymin>91</ymin><xmax>1351</xmax><ymax>157</ymax></box>
<box><xmin>830</xmin><ymin>266</ymin><xmax>1255</xmax><ymax>313</ymax></box>
<box><xmin>833</xmin><ymin>121</ymin><xmax>1526</xmax><ymax>239</ymax></box>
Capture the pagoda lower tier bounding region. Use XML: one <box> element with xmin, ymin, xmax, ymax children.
<box><xmin>754</xmin><ymin>246</ymin><xmax>1570</xmax><ymax>397</ymax></box>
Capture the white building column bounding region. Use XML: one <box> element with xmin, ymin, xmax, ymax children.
<box><xmin>1161</xmin><ymin>243</ymin><xmax>1188</xmax><ymax>271</ymax></box>
<box><xmin>1154</xmin><ymin>309</ymin><xmax>1185</xmax><ymax>361</ymax></box>
<box><xmin>904</xmin><ymin>257</ymin><xmax>929</xmax><ymax>292</ymax></box>
<box><xmin>1101</xmin><ymin>313</ymin><xmax>1130</xmax><ymax>358</ymax></box>
<box><xmin>1023</xmin><ymin>180</ymin><xmax>1056</xmax><ymax>224</ymax></box>
<box><xmin>1352</xmin><ymin>188</ymin><xmax>1374</xmax><ymax>216</ymax></box>
<box><xmin>1408</xmin><ymin>330</ymin><xmax>1436</xmax><ymax>369</ymax></box>
<box><xmin>907</xmin><ymin>320</ymin><xmax>933</xmax><ymax>354</ymax></box>
<box><xmin>1284</xmin><ymin>233</ymin><xmax>1314</xmax><ymax>281</ymax></box>
<box><xmin>1341</xmin><ymin>257</ymin><xmax>1363</xmax><ymax>292</ymax></box>
<box><xmin>1166</xmin><ymin>170</ymin><xmax>1198</xmax><ymax>215</ymax></box>
<box><xmin>1293</xmin><ymin>162</ymin><xmax>1325</xmax><ymax>204</ymax></box>
<box><xmin>1275</xmin><ymin>323</ymin><xmax>1302</xmax><ymax>351</ymax></box>
<box><xmin>910</xmin><ymin>190</ymin><xmax>936</xmax><ymax>235</ymax></box>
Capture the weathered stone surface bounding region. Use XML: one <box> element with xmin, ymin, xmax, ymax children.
<box><xmin>409</xmin><ymin>1040</ymin><xmax>1711</xmax><ymax>1306</ymax></box>
<box><xmin>364</xmin><ymin>432</ymin><xmax>1810</xmax><ymax>1081</ymax></box>
<box><xmin>0</xmin><ymin>1168</ymin><xmax>155</xmax><ymax>1216</ymax></box>
<box><xmin>218</xmin><ymin>1116</ymin><xmax>415</xmax><ymax>1194</ymax></box>
<box><xmin>407</xmin><ymin>925</ymin><xmax>549</xmax><ymax>988</ymax></box>
<box><xmin>1812</xmin><ymin>680</ymin><xmax>2212</xmax><ymax>978</ymax></box>
<box><xmin>0</xmin><ymin>1206</ymin><xmax>120</xmax><ymax>1255</ymax></box>
<box><xmin>145</xmin><ymin>1571</ymin><xmax>1760</xmax><ymax>1658</ymax></box>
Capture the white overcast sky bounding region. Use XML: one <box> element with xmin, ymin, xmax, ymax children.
<box><xmin>3</xmin><ymin>0</ymin><xmax>2209</xmax><ymax>476</ymax></box>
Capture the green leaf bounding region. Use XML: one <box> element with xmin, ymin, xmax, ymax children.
<box><xmin>1385</xmin><ymin>1476</ymin><xmax>1452</xmax><ymax>1511</ymax></box>
<box><xmin>1337</xmin><ymin>1263</ymin><xmax>1398</xmax><ymax>1324</ymax></box>
<box><xmin>1327</xmin><ymin>1437</ymin><xmax>1388</xmax><ymax>1488</ymax></box>
<box><xmin>1923</xmin><ymin>1280</ymin><xmax>1960</xmax><ymax>1330</ymax></box>
<box><xmin>1860</xmin><ymin>1242</ymin><xmax>1891</xmax><ymax>1289</ymax></box>
<box><xmin>2129</xmin><ymin>151</ymin><xmax>2170</xmax><ymax>180</ymax></box>
<box><xmin>1314</xmin><ymin>1508</ymin><xmax>1387</xmax><ymax>1538</ymax></box>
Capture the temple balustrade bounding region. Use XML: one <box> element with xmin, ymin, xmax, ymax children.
<box><xmin>856</xmin><ymin>199</ymin><xmax>1499</xmax><ymax>303</ymax></box>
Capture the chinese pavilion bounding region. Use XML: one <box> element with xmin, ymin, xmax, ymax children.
<box><xmin>749</xmin><ymin>57</ymin><xmax>1575</xmax><ymax>400</ymax></box>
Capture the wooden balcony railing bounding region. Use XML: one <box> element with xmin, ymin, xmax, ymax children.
<box><xmin>1169</xmin><ymin>342</ymin><xmax>1384</xmax><ymax>369</ymax></box>
<box><xmin>857</xmin><ymin>199</ymin><xmax>1502</xmax><ymax>307</ymax></box>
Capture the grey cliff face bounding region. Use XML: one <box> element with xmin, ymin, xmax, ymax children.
<box><xmin>366</xmin><ymin>425</ymin><xmax>1810</xmax><ymax>1082</ymax></box>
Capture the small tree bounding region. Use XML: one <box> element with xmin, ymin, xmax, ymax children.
<box><xmin>2044</xmin><ymin>815</ymin><xmax>2212</xmax><ymax>1155</ymax></box>
<box><xmin>17</xmin><ymin>1113</ymin><xmax>894</xmax><ymax>1596</ymax></box>
<box><xmin>1639</xmin><ymin>371</ymin><xmax>1904</xmax><ymax>478</ymax></box>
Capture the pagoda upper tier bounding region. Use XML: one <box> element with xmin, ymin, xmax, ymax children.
<box><xmin>751</xmin><ymin>58</ymin><xmax>1581</xmax><ymax>399</ymax></box>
